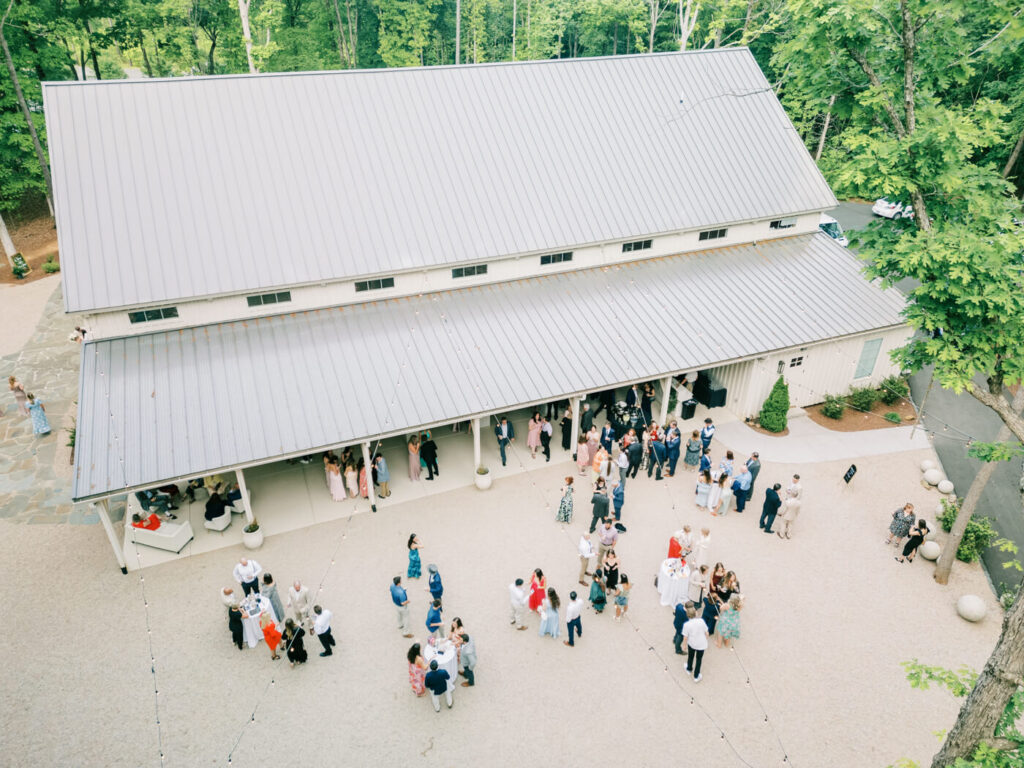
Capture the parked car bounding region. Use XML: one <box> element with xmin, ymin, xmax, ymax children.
<box><xmin>872</xmin><ymin>198</ymin><xmax>915</xmax><ymax>219</ymax></box>
<box><xmin>818</xmin><ymin>214</ymin><xmax>848</xmax><ymax>247</ymax></box>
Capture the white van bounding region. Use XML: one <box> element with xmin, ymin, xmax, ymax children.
<box><xmin>819</xmin><ymin>214</ymin><xmax>848</xmax><ymax>247</ymax></box>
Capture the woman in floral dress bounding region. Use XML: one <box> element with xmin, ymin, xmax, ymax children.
<box><xmin>715</xmin><ymin>595</ymin><xmax>743</xmax><ymax>648</ymax></box>
<box><xmin>683</xmin><ymin>430</ymin><xmax>701</xmax><ymax>470</ymax></box>
<box><xmin>407</xmin><ymin>643</ymin><xmax>428</xmax><ymax>696</ymax></box>
<box><xmin>556</xmin><ymin>477</ymin><xmax>574</xmax><ymax>523</ymax></box>
<box><xmin>26</xmin><ymin>393</ymin><xmax>51</xmax><ymax>435</ymax></box>
<box><xmin>885</xmin><ymin>503</ymin><xmax>916</xmax><ymax>548</ymax></box>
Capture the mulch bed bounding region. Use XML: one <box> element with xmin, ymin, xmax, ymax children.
<box><xmin>805</xmin><ymin>397</ymin><xmax>918</xmax><ymax>432</ymax></box>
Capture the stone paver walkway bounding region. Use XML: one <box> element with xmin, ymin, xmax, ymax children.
<box><xmin>0</xmin><ymin>283</ymin><xmax>84</xmax><ymax>525</ymax></box>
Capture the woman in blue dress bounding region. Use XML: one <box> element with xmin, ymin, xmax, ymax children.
<box><xmin>694</xmin><ymin>470</ymin><xmax>712</xmax><ymax>508</ymax></box>
<box><xmin>407</xmin><ymin>533</ymin><xmax>422</xmax><ymax>579</ymax></box>
<box><xmin>27</xmin><ymin>393</ymin><xmax>51</xmax><ymax>435</ymax></box>
<box><xmin>538</xmin><ymin>588</ymin><xmax>561</xmax><ymax>639</ymax></box>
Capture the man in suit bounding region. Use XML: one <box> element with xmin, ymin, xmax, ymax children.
<box><xmin>580</xmin><ymin>403</ymin><xmax>594</xmax><ymax>434</ymax></box>
<box><xmin>665</xmin><ymin>422</ymin><xmax>682</xmax><ymax>476</ymax></box>
<box><xmin>626</xmin><ymin>438</ymin><xmax>644</xmax><ymax>479</ymax></box>
<box><xmin>759</xmin><ymin>483</ymin><xmax>783</xmax><ymax>533</ymax></box>
<box><xmin>745</xmin><ymin>453</ymin><xmax>761</xmax><ymax>501</ymax></box>
<box><xmin>540</xmin><ymin>416</ymin><xmax>553</xmax><ymax>462</ymax></box>
<box><xmin>494</xmin><ymin>417</ymin><xmax>515</xmax><ymax>466</ymax></box>
<box><xmin>420</xmin><ymin>433</ymin><xmax>439</xmax><ymax>480</ymax></box>
<box><xmin>594</xmin><ymin>389</ymin><xmax>615</xmax><ymax>418</ymax></box>
<box><xmin>589</xmin><ymin>488</ymin><xmax>610</xmax><ymax>533</ymax></box>
<box><xmin>647</xmin><ymin>434</ymin><xmax>667</xmax><ymax>480</ymax></box>
<box><xmin>625</xmin><ymin>384</ymin><xmax>639</xmax><ymax>411</ymax></box>
<box><xmin>600</xmin><ymin>422</ymin><xmax>616</xmax><ymax>453</ymax></box>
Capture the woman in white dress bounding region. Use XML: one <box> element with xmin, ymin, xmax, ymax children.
<box><xmin>695</xmin><ymin>527</ymin><xmax>711</xmax><ymax>568</ymax></box>
<box><xmin>688</xmin><ymin>564</ymin><xmax>708</xmax><ymax>604</ymax></box>
<box><xmin>706</xmin><ymin>473</ymin><xmax>723</xmax><ymax>513</ymax></box>
<box><xmin>325</xmin><ymin>458</ymin><xmax>346</xmax><ymax>501</ymax></box>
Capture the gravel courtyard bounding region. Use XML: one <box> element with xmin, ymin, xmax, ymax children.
<box><xmin>0</xmin><ymin>442</ymin><xmax>1000</xmax><ymax>768</ymax></box>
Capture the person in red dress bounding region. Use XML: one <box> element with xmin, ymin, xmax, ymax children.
<box><xmin>260</xmin><ymin>612</ymin><xmax>282</xmax><ymax>660</ymax></box>
<box><xmin>528</xmin><ymin>569</ymin><xmax>547</xmax><ymax>612</ymax></box>
<box><xmin>131</xmin><ymin>513</ymin><xmax>161</xmax><ymax>530</ymax></box>
<box><xmin>668</xmin><ymin>532</ymin><xmax>683</xmax><ymax>560</ymax></box>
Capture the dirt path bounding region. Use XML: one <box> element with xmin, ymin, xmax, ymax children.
<box><xmin>1</xmin><ymin>216</ymin><xmax>59</xmax><ymax>285</ymax></box>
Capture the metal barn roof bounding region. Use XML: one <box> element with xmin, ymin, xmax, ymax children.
<box><xmin>44</xmin><ymin>50</ymin><xmax>837</xmax><ymax>314</ymax></box>
<box><xmin>72</xmin><ymin>233</ymin><xmax>903</xmax><ymax>501</ymax></box>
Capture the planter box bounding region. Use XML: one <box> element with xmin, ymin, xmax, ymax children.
<box><xmin>475</xmin><ymin>472</ymin><xmax>492</xmax><ymax>491</ymax></box>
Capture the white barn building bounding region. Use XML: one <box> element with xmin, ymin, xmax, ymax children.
<box><xmin>42</xmin><ymin>49</ymin><xmax>909</xmax><ymax>571</ymax></box>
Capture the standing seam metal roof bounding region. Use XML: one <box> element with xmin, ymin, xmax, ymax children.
<box><xmin>72</xmin><ymin>233</ymin><xmax>903</xmax><ymax>501</ymax></box>
<box><xmin>43</xmin><ymin>49</ymin><xmax>837</xmax><ymax>314</ymax></box>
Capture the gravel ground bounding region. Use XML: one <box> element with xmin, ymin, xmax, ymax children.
<box><xmin>0</xmin><ymin>447</ymin><xmax>999</xmax><ymax>768</ymax></box>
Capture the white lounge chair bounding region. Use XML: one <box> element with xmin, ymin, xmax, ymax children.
<box><xmin>124</xmin><ymin>494</ymin><xmax>194</xmax><ymax>553</ymax></box>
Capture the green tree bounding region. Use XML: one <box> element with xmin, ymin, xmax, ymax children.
<box><xmin>373</xmin><ymin>0</ymin><xmax>438</xmax><ymax>66</ymax></box>
<box><xmin>758</xmin><ymin>375</ymin><xmax>789</xmax><ymax>432</ymax></box>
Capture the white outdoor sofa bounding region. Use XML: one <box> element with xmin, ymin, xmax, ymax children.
<box><xmin>123</xmin><ymin>492</ymin><xmax>194</xmax><ymax>554</ymax></box>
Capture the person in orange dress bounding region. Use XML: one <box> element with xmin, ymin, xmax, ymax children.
<box><xmin>358</xmin><ymin>460</ymin><xmax>369</xmax><ymax>498</ymax></box>
<box><xmin>260</xmin><ymin>612</ymin><xmax>282</xmax><ymax>660</ymax></box>
<box><xmin>131</xmin><ymin>513</ymin><xmax>161</xmax><ymax>530</ymax></box>
<box><xmin>528</xmin><ymin>568</ymin><xmax>547</xmax><ymax>612</ymax></box>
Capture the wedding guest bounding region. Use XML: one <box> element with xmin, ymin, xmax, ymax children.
<box><xmin>616</xmin><ymin>447</ymin><xmax>630</xmax><ymax>487</ymax></box>
<box><xmin>425</xmin><ymin>660</ymin><xmax>453</xmax><ymax>712</ymax></box>
<box><xmin>325</xmin><ymin>458</ymin><xmax>345</xmax><ymax>501</ymax></box>
<box><xmin>427</xmin><ymin>564</ymin><xmax>444</xmax><ymax>608</ymax></box>
<box><xmin>626</xmin><ymin>435</ymin><xmax>644</xmax><ymax>479</ymax></box>
<box><xmin>578</xmin><ymin>533</ymin><xmax>595</xmax><ymax>585</ymax></box>
<box><xmin>580</xmin><ymin>402</ymin><xmax>594</xmax><ymax>434</ymax></box>
<box><xmin>707</xmin><ymin>473</ymin><xmax>724</xmax><ymax>514</ymax></box>
<box><xmin>540</xmin><ymin>416</ymin><xmax>553</xmax><ymax>461</ymax></box>
<box><xmin>613</xmin><ymin>574</ymin><xmax>631</xmax><ymax>621</ymax></box>
<box><xmin>715</xmin><ymin>595</ymin><xmax>743</xmax><ymax>649</ymax></box>
<box><xmin>426</xmin><ymin>599</ymin><xmax>444</xmax><ymax>638</ymax></box>
<box><xmin>233</xmin><ymin>558</ymin><xmax>262</xmax><ymax>597</ymax></box>
<box><xmin>407</xmin><ymin>533</ymin><xmax>422</xmax><ymax>579</ymax></box>
<box><xmin>897</xmin><ymin>519</ymin><xmax>930</xmax><ymax>563</ymax></box>
<box><xmin>699</xmin><ymin>447</ymin><xmax>712</xmax><ymax>475</ymax></box>
<box><xmin>407</xmin><ymin>643</ymin><xmax>428</xmax><ymax>696</ymax></box>
<box><xmin>886</xmin><ymin>503</ymin><xmax>916</xmax><ymax>548</ymax></box>
<box><xmin>312</xmin><ymin>605</ymin><xmax>336</xmax><ymax>657</ymax></box>
<box><xmin>590</xmin><ymin>488</ymin><xmax>610</xmax><ymax>533</ymax></box>
<box><xmin>699</xmin><ymin>418</ymin><xmax>715</xmax><ymax>451</ymax></box>
<box><xmin>564</xmin><ymin>591</ymin><xmax>584</xmax><ymax>647</ymax></box>
<box><xmin>695</xmin><ymin>470</ymin><xmax>713</xmax><ymax>508</ymax></box>
<box><xmin>391</xmin><ymin>576</ymin><xmax>413</xmax><ymax>638</ymax></box>
<box><xmin>688</xmin><ymin>564</ymin><xmax>708</xmax><ymax>604</ymax></box>
<box><xmin>603</xmin><ymin>549</ymin><xmax>620</xmax><ymax>594</ymax></box>
<box><xmin>228</xmin><ymin>603</ymin><xmax>244</xmax><ymax>650</ymax></box>
<box><xmin>420</xmin><ymin>433</ymin><xmax>439</xmax><ymax>480</ymax></box>
<box><xmin>8</xmin><ymin>376</ymin><xmax>28</xmax><ymax>415</ymax></box>
<box><xmin>344</xmin><ymin>462</ymin><xmax>358</xmax><ymax>497</ymax></box>
<box><xmin>527</xmin><ymin>411</ymin><xmax>543</xmax><ymax>459</ymax></box>
<box><xmin>509</xmin><ymin>578</ymin><xmax>528</xmax><ymax>630</ymax></box>
<box><xmin>745</xmin><ymin>453</ymin><xmax>761</xmax><ymax>501</ymax></box>
<box><xmin>665</xmin><ymin>425</ymin><xmax>681</xmax><ymax>476</ymax></box>
<box><xmin>683</xmin><ymin>431</ymin><xmax>701</xmax><ymax>470</ymax></box>
<box><xmin>672</xmin><ymin>600</ymin><xmax>691</xmax><ymax>655</ymax></box>
<box><xmin>560</xmin><ymin>407</ymin><xmax>574</xmax><ymax>452</ymax></box>
<box><xmin>204</xmin><ymin>491</ymin><xmax>227</xmax><ymax>522</ymax></box>
<box><xmin>374</xmin><ymin>454</ymin><xmax>391</xmax><ymax>498</ymax></box>
<box><xmin>408</xmin><ymin>435</ymin><xmax>421</xmax><ymax>481</ymax></box>
<box><xmin>494</xmin><ymin>416</ymin><xmax>516</xmax><ymax>466</ymax></box>
<box><xmin>538</xmin><ymin>588</ymin><xmax>561</xmax><ymax>639</ymax></box>
<box><xmin>718</xmin><ymin>450</ymin><xmax>735</xmax><ymax>477</ymax></box>
<box><xmin>760</xmin><ymin>483</ymin><xmax>783</xmax><ymax>534</ymax></box>
<box><xmin>589</xmin><ymin>569</ymin><xmax>607</xmax><ymax>613</ymax></box>
<box><xmin>358</xmin><ymin>458</ymin><xmax>369</xmax><ymax>498</ymax></box>
<box><xmin>26</xmin><ymin>393</ymin><xmax>51</xmax><ymax>436</ymax></box>
<box><xmin>221</xmin><ymin>586</ymin><xmax>239</xmax><ymax>608</ymax></box>
<box><xmin>732</xmin><ymin>463</ymin><xmax>753</xmax><ymax>513</ymax></box>
<box><xmin>779</xmin><ymin>497</ymin><xmax>802</xmax><ymax>539</ymax></box>
<box><xmin>576</xmin><ymin>435</ymin><xmax>590</xmax><ymax>476</ymax></box>
<box><xmin>683</xmin><ymin>607</ymin><xmax>710</xmax><ymax>682</ymax></box>
<box><xmin>597</xmin><ymin>519</ymin><xmax>618</xmax><ymax>562</ymax></box>
<box><xmin>459</xmin><ymin>634</ymin><xmax>477</xmax><ymax>687</ymax></box>
<box><xmin>287</xmin><ymin>580</ymin><xmax>313</xmax><ymax>630</ymax></box>
<box><xmin>260</xmin><ymin>612</ymin><xmax>282</xmax><ymax>660</ymax></box>
<box><xmin>611</xmin><ymin>480</ymin><xmax>624</xmax><ymax>521</ymax></box>
<box><xmin>679</xmin><ymin>525</ymin><xmax>695</xmax><ymax>559</ymax></box>
<box><xmin>528</xmin><ymin>569</ymin><xmax>547</xmax><ymax>612</ymax></box>
<box><xmin>262</xmin><ymin>572</ymin><xmax>285</xmax><ymax>621</ymax></box>
<box><xmin>556</xmin><ymin>477</ymin><xmax>574</xmax><ymax>523</ymax></box>
<box><xmin>282</xmin><ymin>618</ymin><xmax>307</xmax><ymax>666</ymax></box>
<box><xmin>695</xmin><ymin>527</ymin><xmax>711</xmax><ymax>568</ymax></box>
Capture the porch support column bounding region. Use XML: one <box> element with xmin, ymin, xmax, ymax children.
<box><xmin>361</xmin><ymin>441</ymin><xmax>377</xmax><ymax>513</ymax></box>
<box><xmin>235</xmin><ymin>468</ymin><xmax>255</xmax><ymax>524</ymax></box>
<box><xmin>96</xmin><ymin>499</ymin><xmax>127</xmax><ymax>574</ymax></box>
<box><xmin>569</xmin><ymin>396</ymin><xmax>581</xmax><ymax>458</ymax></box>
<box><xmin>659</xmin><ymin>376</ymin><xmax>672</xmax><ymax>425</ymax></box>
<box><xmin>472</xmin><ymin>417</ymin><xmax>481</xmax><ymax>469</ymax></box>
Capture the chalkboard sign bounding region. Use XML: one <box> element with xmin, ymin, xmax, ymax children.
<box><xmin>10</xmin><ymin>253</ymin><xmax>29</xmax><ymax>277</ymax></box>
<box><xmin>843</xmin><ymin>464</ymin><xmax>857</xmax><ymax>484</ymax></box>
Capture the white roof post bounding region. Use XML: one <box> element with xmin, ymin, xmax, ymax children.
<box><xmin>569</xmin><ymin>397</ymin><xmax>581</xmax><ymax>459</ymax></box>
<box><xmin>235</xmin><ymin>468</ymin><xmax>254</xmax><ymax>524</ymax></box>
<box><xmin>472</xmin><ymin>417</ymin><xmax>481</xmax><ymax>470</ymax></box>
<box><xmin>95</xmin><ymin>499</ymin><xmax>127</xmax><ymax>574</ymax></box>
<box><xmin>361</xmin><ymin>441</ymin><xmax>377</xmax><ymax>513</ymax></box>
<box><xmin>659</xmin><ymin>377</ymin><xmax>672</xmax><ymax>426</ymax></box>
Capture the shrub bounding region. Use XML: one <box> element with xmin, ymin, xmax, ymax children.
<box><xmin>42</xmin><ymin>256</ymin><xmax>60</xmax><ymax>274</ymax></box>
<box><xmin>758</xmin><ymin>376</ymin><xmax>790</xmax><ymax>433</ymax></box>
<box><xmin>822</xmin><ymin>394</ymin><xmax>846</xmax><ymax>419</ymax></box>
<box><xmin>243</xmin><ymin>521</ymin><xmax>260</xmax><ymax>533</ymax></box>
<box><xmin>667</xmin><ymin>386</ymin><xmax>678</xmax><ymax>414</ymax></box>
<box><xmin>879</xmin><ymin>375</ymin><xmax>909</xmax><ymax>405</ymax></box>
<box><xmin>884</xmin><ymin>411</ymin><xmax>901</xmax><ymax>424</ymax></box>
<box><xmin>937</xmin><ymin>498</ymin><xmax>999</xmax><ymax>563</ymax></box>
<box><xmin>847</xmin><ymin>385</ymin><xmax>879</xmax><ymax>412</ymax></box>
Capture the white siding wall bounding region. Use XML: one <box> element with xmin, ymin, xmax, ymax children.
<box><xmin>712</xmin><ymin>326</ymin><xmax>913</xmax><ymax>418</ymax></box>
<box><xmin>81</xmin><ymin>214</ymin><xmax>823</xmax><ymax>339</ymax></box>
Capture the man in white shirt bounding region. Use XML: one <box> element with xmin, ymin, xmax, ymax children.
<box><xmin>540</xmin><ymin>417</ymin><xmax>553</xmax><ymax>462</ymax></box>
<box><xmin>616</xmin><ymin>449</ymin><xmax>630</xmax><ymax>487</ymax></box>
<box><xmin>233</xmin><ymin>558</ymin><xmax>262</xmax><ymax>596</ymax></box>
<box><xmin>220</xmin><ymin>586</ymin><xmax>239</xmax><ymax>608</ymax></box>
<box><xmin>563</xmin><ymin>591</ymin><xmax>584</xmax><ymax>648</ymax></box>
<box><xmin>787</xmin><ymin>474</ymin><xmax>803</xmax><ymax>502</ymax></box>
<box><xmin>682</xmin><ymin>608</ymin><xmax>710</xmax><ymax>682</ymax></box>
<box><xmin>578</xmin><ymin>534</ymin><xmax>595</xmax><ymax>585</ymax></box>
<box><xmin>509</xmin><ymin>579</ymin><xmax>528</xmax><ymax>630</ymax></box>
<box><xmin>288</xmin><ymin>580</ymin><xmax>313</xmax><ymax>630</ymax></box>
<box><xmin>312</xmin><ymin>605</ymin><xmax>336</xmax><ymax>657</ymax></box>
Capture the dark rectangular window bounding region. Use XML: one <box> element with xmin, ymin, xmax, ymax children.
<box><xmin>355</xmin><ymin>277</ymin><xmax>396</xmax><ymax>293</ymax></box>
<box><xmin>698</xmin><ymin>228</ymin><xmax>728</xmax><ymax>241</ymax></box>
<box><xmin>247</xmin><ymin>290</ymin><xmax>292</xmax><ymax>307</ymax></box>
<box><xmin>128</xmin><ymin>306</ymin><xmax>179</xmax><ymax>324</ymax></box>
<box><xmin>789</xmin><ymin>356</ymin><xmax>804</xmax><ymax>368</ymax></box>
<box><xmin>621</xmin><ymin>239</ymin><xmax>652</xmax><ymax>253</ymax></box>
<box><xmin>770</xmin><ymin>217</ymin><xmax>797</xmax><ymax>230</ymax></box>
<box><xmin>452</xmin><ymin>264</ymin><xmax>488</xmax><ymax>279</ymax></box>
<box><xmin>540</xmin><ymin>252</ymin><xmax>573</xmax><ymax>265</ymax></box>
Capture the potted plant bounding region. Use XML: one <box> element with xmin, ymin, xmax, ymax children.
<box><xmin>474</xmin><ymin>465</ymin><xmax>492</xmax><ymax>491</ymax></box>
<box><xmin>242</xmin><ymin>519</ymin><xmax>264</xmax><ymax>549</ymax></box>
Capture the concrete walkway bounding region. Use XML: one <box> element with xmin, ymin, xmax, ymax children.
<box><xmin>715</xmin><ymin>412</ymin><xmax>931</xmax><ymax>464</ymax></box>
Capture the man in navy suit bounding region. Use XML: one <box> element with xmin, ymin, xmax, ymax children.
<box><xmin>494</xmin><ymin>417</ymin><xmax>515</xmax><ymax>466</ymax></box>
<box><xmin>600</xmin><ymin>423</ymin><xmax>616</xmax><ymax>453</ymax></box>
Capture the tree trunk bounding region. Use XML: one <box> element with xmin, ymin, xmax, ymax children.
<box><xmin>345</xmin><ymin>0</ymin><xmax>356</xmax><ymax>67</ymax></box>
<box><xmin>679</xmin><ymin>0</ymin><xmax>698</xmax><ymax>51</ymax></box>
<box><xmin>237</xmin><ymin>0</ymin><xmax>257</xmax><ymax>73</ymax></box>
<box><xmin>648</xmin><ymin>1</ymin><xmax>658</xmax><ymax>53</ymax></box>
<box><xmin>327</xmin><ymin>0</ymin><xmax>348</xmax><ymax>67</ymax></box>
<box><xmin>60</xmin><ymin>37</ymin><xmax>79</xmax><ymax>79</ymax></box>
<box><xmin>140</xmin><ymin>34</ymin><xmax>154</xmax><ymax>77</ymax></box>
<box><xmin>931</xmin><ymin>590</ymin><xmax>1024</xmax><ymax>766</ymax></box>
<box><xmin>207</xmin><ymin>33</ymin><xmax>217</xmax><ymax>73</ymax></box>
<box><xmin>1003</xmin><ymin>124</ymin><xmax>1024</xmax><ymax>179</ymax></box>
<box><xmin>0</xmin><ymin>209</ymin><xmax>17</xmax><ymax>267</ymax></box>
<box><xmin>511</xmin><ymin>0</ymin><xmax>516</xmax><ymax>59</ymax></box>
<box><xmin>935</xmin><ymin>387</ymin><xmax>1024</xmax><ymax>584</ymax></box>
<box><xmin>0</xmin><ymin>0</ymin><xmax>55</xmax><ymax>214</ymax></box>
<box><xmin>455</xmin><ymin>0</ymin><xmax>461</xmax><ymax>63</ymax></box>
<box><xmin>815</xmin><ymin>94</ymin><xmax>836</xmax><ymax>161</ymax></box>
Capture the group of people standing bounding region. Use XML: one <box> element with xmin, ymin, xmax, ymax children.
<box><xmin>671</xmin><ymin>560</ymin><xmax>744</xmax><ymax>682</ymax></box>
<box><xmin>323</xmin><ymin>447</ymin><xmax>392</xmax><ymax>502</ymax></box>
<box><xmin>886</xmin><ymin>503</ymin><xmax>930</xmax><ymax>563</ymax></box>
<box><xmin>221</xmin><ymin>557</ymin><xmax>337</xmax><ymax>666</ymax></box>
<box><xmin>6</xmin><ymin>375</ymin><xmax>50</xmax><ymax>435</ymax></box>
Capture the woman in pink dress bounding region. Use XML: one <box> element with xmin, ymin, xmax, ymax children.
<box><xmin>358</xmin><ymin>460</ymin><xmax>369</xmax><ymax>498</ymax></box>
<box><xmin>407</xmin><ymin>643</ymin><xmax>427</xmax><ymax>696</ymax></box>
<box><xmin>408</xmin><ymin>436</ymin><xmax>421</xmax><ymax>481</ymax></box>
<box><xmin>527</xmin><ymin>411</ymin><xmax>543</xmax><ymax>459</ymax></box>
<box><xmin>325</xmin><ymin>458</ymin><xmax>346</xmax><ymax>501</ymax></box>
<box><xmin>344</xmin><ymin>463</ymin><xmax>358</xmax><ymax>497</ymax></box>
<box><xmin>576</xmin><ymin>436</ymin><xmax>589</xmax><ymax>475</ymax></box>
